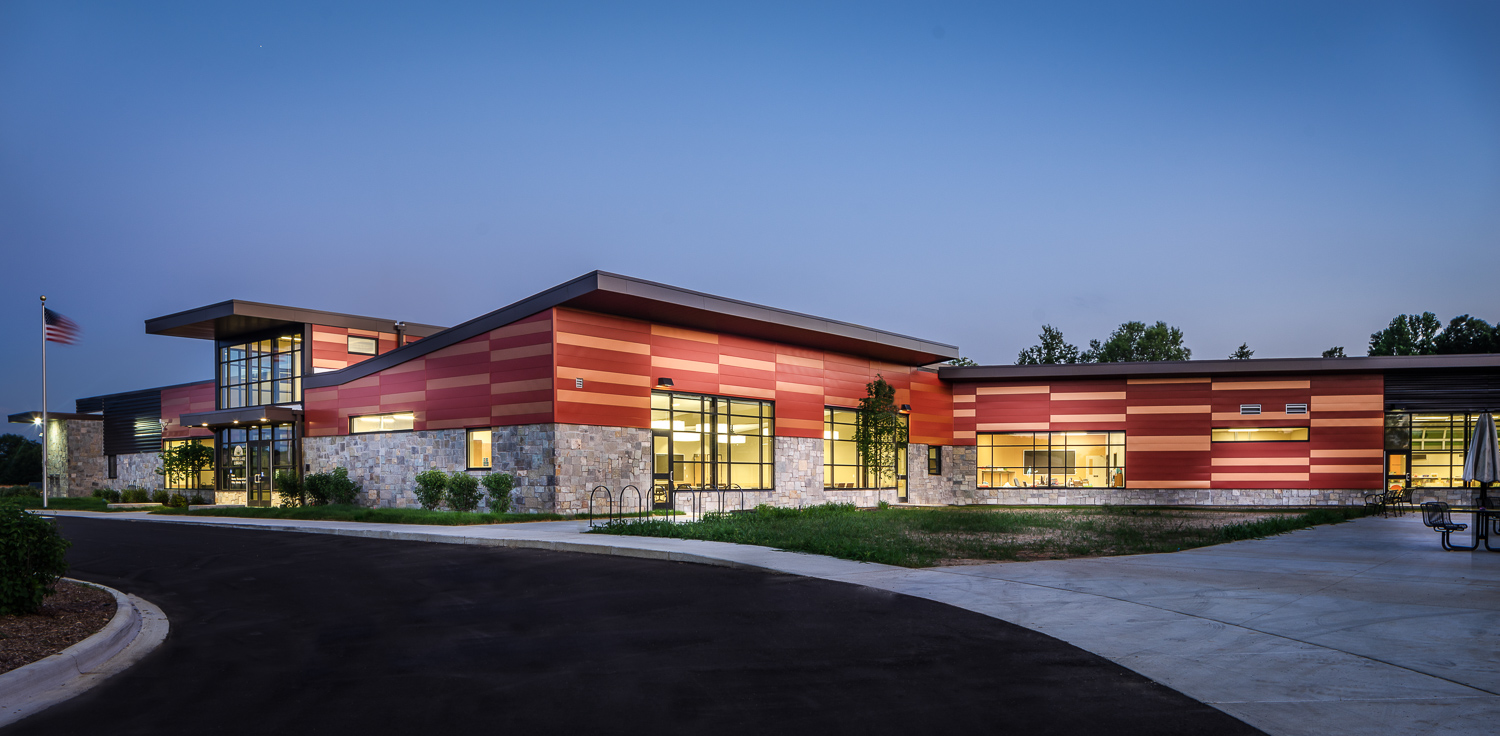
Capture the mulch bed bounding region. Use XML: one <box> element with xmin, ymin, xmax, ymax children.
<box><xmin>0</xmin><ymin>581</ymin><xmax>117</xmax><ymax>674</ymax></box>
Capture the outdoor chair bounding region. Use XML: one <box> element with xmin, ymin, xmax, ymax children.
<box><xmin>1385</xmin><ymin>487</ymin><xmax>1412</xmax><ymax>517</ymax></box>
<box><xmin>1364</xmin><ymin>490</ymin><xmax>1386</xmax><ymax>516</ymax></box>
<box><xmin>1421</xmin><ymin>502</ymin><xmax>1475</xmax><ymax>551</ymax></box>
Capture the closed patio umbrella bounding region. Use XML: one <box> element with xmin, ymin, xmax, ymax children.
<box><xmin>1463</xmin><ymin>412</ymin><xmax>1499</xmax><ymax>507</ymax></box>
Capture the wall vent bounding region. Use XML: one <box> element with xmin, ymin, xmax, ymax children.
<box><xmin>1240</xmin><ymin>404</ymin><xmax>1262</xmax><ymax>415</ymax></box>
<box><xmin>1286</xmin><ymin>403</ymin><xmax>1308</xmax><ymax>415</ymax></box>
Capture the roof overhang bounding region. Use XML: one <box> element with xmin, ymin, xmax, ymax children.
<box><xmin>179</xmin><ymin>406</ymin><xmax>303</xmax><ymax>429</ymax></box>
<box><xmin>938</xmin><ymin>354</ymin><xmax>1500</xmax><ymax>382</ymax></box>
<box><xmin>308</xmin><ymin>271</ymin><xmax>960</xmax><ymax>388</ymax></box>
<box><xmin>8</xmin><ymin>411</ymin><xmax>102</xmax><ymax>424</ymax></box>
<box><xmin>146</xmin><ymin>300</ymin><xmax>446</xmax><ymax>341</ymax></box>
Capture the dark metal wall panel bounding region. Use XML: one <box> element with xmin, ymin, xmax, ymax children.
<box><xmin>75</xmin><ymin>396</ymin><xmax>103</xmax><ymax>413</ymax></box>
<box><xmin>100</xmin><ymin>389</ymin><xmax>163</xmax><ymax>455</ymax></box>
<box><xmin>1384</xmin><ymin>370</ymin><xmax>1500</xmax><ymax>412</ymax></box>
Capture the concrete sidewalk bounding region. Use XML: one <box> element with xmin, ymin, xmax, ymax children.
<box><xmin>45</xmin><ymin>509</ymin><xmax>1500</xmax><ymax>736</ymax></box>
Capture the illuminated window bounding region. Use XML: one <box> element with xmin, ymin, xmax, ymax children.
<box><xmin>347</xmin><ymin>335</ymin><xmax>377</xmax><ymax>355</ymax></box>
<box><xmin>467</xmin><ymin>428</ymin><xmax>492</xmax><ymax>469</ymax></box>
<box><xmin>350</xmin><ymin>413</ymin><xmax>415</xmax><ymax>434</ymax></box>
<box><xmin>163</xmin><ymin>438</ymin><xmax>217</xmax><ymax>490</ymax></box>
<box><xmin>823</xmin><ymin>408</ymin><xmax>907</xmax><ymax>489</ymax></box>
<box><xmin>927</xmin><ymin>446</ymin><xmax>942</xmax><ymax>476</ymax></box>
<box><xmin>651</xmin><ymin>391</ymin><xmax>774</xmax><ymax>490</ymax></box>
<box><xmin>1211</xmin><ymin>427</ymin><xmax>1309</xmax><ymax>442</ymax></box>
<box><xmin>218</xmin><ymin>331</ymin><xmax>302</xmax><ymax>409</ymax></box>
<box><xmin>977</xmin><ymin>432</ymin><xmax>1125</xmax><ymax>489</ymax></box>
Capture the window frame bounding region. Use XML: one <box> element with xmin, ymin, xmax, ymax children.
<box><xmin>976</xmin><ymin>431</ymin><xmax>1125</xmax><ymax>490</ymax></box>
<box><xmin>651</xmin><ymin>390</ymin><xmax>775</xmax><ymax>491</ymax></box>
<box><xmin>467</xmin><ymin>427</ymin><xmax>493</xmax><ymax>470</ymax></box>
<box><xmin>107</xmin><ymin>454</ymin><xmax>117</xmax><ymax>479</ymax></box>
<box><xmin>1210</xmin><ymin>427</ymin><xmax>1310</xmax><ymax>443</ymax></box>
<box><xmin>346</xmin><ymin>335</ymin><xmax>378</xmax><ymax>356</ymax></box>
<box><xmin>349</xmin><ymin>412</ymin><xmax>416</xmax><ymax>434</ymax></box>
<box><xmin>927</xmin><ymin>446</ymin><xmax>942</xmax><ymax>476</ymax></box>
<box><xmin>823</xmin><ymin>407</ymin><xmax>907</xmax><ymax>490</ymax></box>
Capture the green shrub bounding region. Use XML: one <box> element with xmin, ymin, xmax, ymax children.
<box><xmin>188</xmin><ymin>493</ymin><xmax>208</xmax><ymax>506</ymax></box>
<box><xmin>167</xmin><ymin>493</ymin><xmax>189</xmax><ymax>508</ymax></box>
<box><xmin>275</xmin><ymin>470</ymin><xmax>304</xmax><ymax>507</ymax></box>
<box><xmin>481</xmin><ymin>473</ymin><xmax>514</xmax><ymax>513</ymax></box>
<box><xmin>0</xmin><ymin>486</ymin><xmax>41</xmax><ymax>500</ymax></box>
<box><xmin>91</xmin><ymin>488</ymin><xmax>122</xmax><ymax>503</ymax></box>
<box><xmin>0</xmin><ymin>500</ymin><xmax>71</xmax><ymax>615</ymax></box>
<box><xmin>149</xmin><ymin>490</ymin><xmax>169</xmax><ymax>504</ymax></box>
<box><xmin>303</xmin><ymin>472</ymin><xmax>331</xmax><ymax>505</ymax></box>
<box><xmin>413</xmin><ymin>469</ymin><xmax>448</xmax><ymax>511</ymax></box>
<box><xmin>325</xmin><ymin>468</ymin><xmax>361</xmax><ymax>506</ymax></box>
<box><xmin>122</xmin><ymin>488</ymin><xmax>150</xmax><ymax>503</ymax></box>
<box><xmin>445</xmin><ymin>472</ymin><xmax>482</xmax><ymax>513</ymax></box>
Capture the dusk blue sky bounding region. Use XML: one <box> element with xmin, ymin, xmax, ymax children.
<box><xmin>2</xmin><ymin>1</ymin><xmax>1497</xmax><ymax>420</ymax></box>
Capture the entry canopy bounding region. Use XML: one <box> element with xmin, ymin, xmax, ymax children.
<box><xmin>146</xmin><ymin>300</ymin><xmax>447</xmax><ymax>342</ymax></box>
<box><xmin>179</xmin><ymin>406</ymin><xmax>302</xmax><ymax>429</ymax></box>
<box><xmin>7</xmin><ymin>411</ymin><xmax>102</xmax><ymax>424</ymax></box>
<box><xmin>307</xmin><ymin>271</ymin><xmax>961</xmax><ymax>388</ymax></box>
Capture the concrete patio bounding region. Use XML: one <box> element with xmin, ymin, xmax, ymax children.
<box><xmin>45</xmin><ymin>509</ymin><xmax>1500</xmax><ymax>736</ymax></box>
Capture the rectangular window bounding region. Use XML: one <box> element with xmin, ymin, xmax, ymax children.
<box><xmin>347</xmin><ymin>335</ymin><xmax>378</xmax><ymax>355</ymax></box>
<box><xmin>350</xmin><ymin>412</ymin><xmax>415</xmax><ymax>434</ymax></box>
<box><xmin>1240</xmin><ymin>404</ymin><xmax>1262</xmax><ymax>415</ymax></box>
<box><xmin>651</xmin><ymin>391</ymin><xmax>775</xmax><ymax>490</ymax></box>
<box><xmin>823</xmin><ymin>408</ymin><xmax>907</xmax><ymax>489</ymax></box>
<box><xmin>467</xmin><ymin>428</ymin><xmax>492</xmax><ymax>469</ymax></box>
<box><xmin>217</xmin><ymin>331</ymin><xmax>303</xmax><ymax>409</ymax></box>
<box><xmin>1398</xmin><ymin>412</ymin><xmax>1500</xmax><ymax>489</ymax></box>
<box><xmin>977</xmin><ymin>431</ymin><xmax>1125</xmax><ymax>489</ymax></box>
<box><xmin>927</xmin><ymin>446</ymin><xmax>942</xmax><ymax>476</ymax></box>
<box><xmin>107</xmin><ymin>454</ymin><xmax>117</xmax><ymax>479</ymax></box>
<box><xmin>1286</xmin><ymin>403</ymin><xmax>1308</xmax><ymax>415</ymax></box>
<box><xmin>1211</xmin><ymin>427</ymin><xmax>1310</xmax><ymax>442</ymax></box>
<box><xmin>163</xmin><ymin>438</ymin><xmax>217</xmax><ymax>490</ymax></box>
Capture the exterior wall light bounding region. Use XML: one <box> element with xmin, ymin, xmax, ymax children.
<box><xmin>899</xmin><ymin>404</ymin><xmax>912</xmax><ymax>414</ymax></box>
<box><xmin>657</xmin><ymin>377</ymin><xmax>674</xmax><ymax>389</ymax></box>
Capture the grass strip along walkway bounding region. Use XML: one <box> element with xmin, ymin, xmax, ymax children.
<box><xmin>150</xmin><ymin>504</ymin><xmax>672</xmax><ymax>525</ymax></box>
<box><xmin>592</xmin><ymin>504</ymin><xmax>1375</xmax><ymax>567</ymax></box>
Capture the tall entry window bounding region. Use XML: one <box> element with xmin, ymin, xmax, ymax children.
<box><xmin>823</xmin><ymin>408</ymin><xmax>907</xmax><ymax>490</ymax></box>
<box><xmin>651</xmin><ymin>392</ymin><xmax>775</xmax><ymax>491</ymax></box>
<box><xmin>978</xmin><ymin>432</ymin><xmax>1125</xmax><ymax>489</ymax></box>
<box><xmin>219</xmin><ymin>423</ymin><xmax>297</xmax><ymax>507</ymax></box>
<box><xmin>219</xmin><ymin>331</ymin><xmax>303</xmax><ymax>409</ymax></box>
<box><xmin>163</xmin><ymin>438</ymin><xmax>216</xmax><ymax>491</ymax></box>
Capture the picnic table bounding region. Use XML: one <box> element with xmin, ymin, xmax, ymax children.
<box><xmin>1423</xmin><ymin>500</ymin><xmax>1500</xmax><ymax>552</ymax></box>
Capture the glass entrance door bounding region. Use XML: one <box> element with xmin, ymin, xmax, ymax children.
<box><xmin>248</xmin><ymin>439</ymin><xmax>273</xmax><ymax>507</ymax></box>
<box><xmin>1386</xmin><ymin>451</ymin><xmax>1410</xmax><ymax>493</ymax></box>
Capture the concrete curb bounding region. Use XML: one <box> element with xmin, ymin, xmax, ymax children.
<box><xmin>0</xmin><ymin>579</ymin><xmax>169</xmax><ymax>729</ymax></box>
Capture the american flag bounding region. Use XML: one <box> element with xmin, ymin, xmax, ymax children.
<box><xmin>44</xmin><ymin>308</ymin><xmax>79</xmax><ymax>345</ymax></box>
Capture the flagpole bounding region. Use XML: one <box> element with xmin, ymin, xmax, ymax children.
<box><xmin>41</xmin><ymin>295</ymin><xmax>48</xmax><ymax>509</ymax></box>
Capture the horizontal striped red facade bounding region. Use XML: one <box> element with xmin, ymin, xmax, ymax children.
<box><xmin>304</xmin><ymin>312</ymin><xmax>552</xmax><ymax>437</ymax></box>
<box><xmin>161</xmin><ymin>381</ymin><xmax>215</xmax><ymax>440</ymax></box>
<box><xmin>304</xmin><ymin>307</ymin><xmax>955</xmax><ymax>445</ymax></box>
<box><xmin>955</xmin><ymin>373</ymin><xmax>1383</xmax><ymax>490</ymax></box>
<box><xmin>310</xmin><ymin>325</ymin><xmax>416</xmax><ymax>373</ymax></box>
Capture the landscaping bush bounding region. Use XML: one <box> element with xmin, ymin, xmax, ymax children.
<box><xmin>445</xmin><ymin>472</ymin><xmax>482</xmax><ymax>513</ymax></box>
<box><xmin>166</xmin><ymin>493</ymin><xmax>189</xmax><ymax>508</ymax></box>
<box><xmin>275</xmin><ymin>470</ymin><xmax>304</xmax><ymax>507</ymax></box>
<box><xmin>304</xmin><ymin>468</ymin><xmax>362</xmax><ymax>506</ymax></box>
<box><xmin>0</xmin><ymin>500</ymin><xmax>71</xmax><ymax>615</ymax></box>
<box><xmin>188</xmin><ymin>493</ymin><xmax>208</xmax><ymax>506</ymax></box>
<box><xmin>122</xmin><ymin>488</ymin><xmax>150</xmax><ymax>503</ymax></box>
<box><xmin>481</xmin><ymin>472</ymin><xmax>514</xmax><ymax>513</ymax></box>
<box><xmin>91</xmin><ymin>488</ymin><xmax>122</xmax><ymax>503</ymax></box>
<box><xmin>413</xmin><ymin>469</ymin><xmax>448</xmax><ymax>511</ymax></box>
<box><xmin>325</xmin><ymin>468</ymin><xmax>361</xmax><ymax>505</ymax></box>
<box><xmin>0</xmin><ymin>486</ymin><xmax>41</xmax><ymax>500</ymax></box>
<box><xmin>149</xmin><ymin>490</ymin><xmax>169</xmax><ymax>504</ymax></box>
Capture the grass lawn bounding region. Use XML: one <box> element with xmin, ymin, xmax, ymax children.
<box><xmin>13</xmin><ymin>497</ymin><xmax>116</xmax><ymax>512</ymax></box>
<box><xmin>150</xmin><ymin>504</ymin><xmax>674</xmax><ymax>525</ymax></box>
<box><xmin>590</xmin><ymin>503</ymin><xmax>1376</xmax><ymax>567</ymax></box>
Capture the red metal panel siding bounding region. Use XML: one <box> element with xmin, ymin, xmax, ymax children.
<box><xmin>160</xmin><ymin>381</ymin><xmax>215</xmax><ymax>440</ymax></box>
<box><xmin>310</xmin><ymin>325</ymin><xmax>405</xmax><ymax>373</ymax></box>
<box><xmin>303</xmin><ymin>312</ymin><xmax>553</xmax><ymax>436</ymax></box>
<box><xmin>966</xmin><ymin>373</ymin><xmax>1383</xmax><ymax>490</ymax></box>
<box><xmin>552</xmin><ymin>308</ymin><xmax>955</xmax><ymax>445</ymax></box>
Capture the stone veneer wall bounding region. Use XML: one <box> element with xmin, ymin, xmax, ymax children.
<box><xmin>65</xmin><ymin>419</ymin><xmax>105</xmax><ymax>496</ymax></box>
<box><xmin>491</xmin><ymin>424</ymin><xmax>652</xmax><ymax>514</ymax></box>
<box><xmin>905</xmin><ymin>443</ymin><xmax>968</xmax><ymax>506</ymax></box>
<box><xmin>109</xmin><ymin>453</ymin><xmax>162</xmax><ymax>491</ymax></box>
<box><xmin>304</xmin><ymin>429</ymin><xmax>469</xmax><ymax>508</ymax></box>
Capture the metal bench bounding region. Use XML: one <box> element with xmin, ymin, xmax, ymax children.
<box><xmin>1421</xmin><ymin>502</ymin><xmax>1475</xmax><ymax>551</ymax></box>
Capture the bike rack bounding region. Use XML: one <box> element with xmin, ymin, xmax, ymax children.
<box><xmin>587</xmin><ymin>485</ymin><xmax>613</xmax><ymax>528</ymax></box>
<box><xmin>618</xmin><ymin>484</ymin><xmax>643</xmax><ymax>523</ymax></box>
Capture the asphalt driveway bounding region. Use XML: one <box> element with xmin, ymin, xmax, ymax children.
<box><xmin>9</xmin><ymin>517</ymin><xmax>1262</xmax><ymax>736</ymax></box>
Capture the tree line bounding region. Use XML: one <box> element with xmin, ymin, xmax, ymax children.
<box><xmin>939</xmin><ymin>311</ymin><xmax>1499</xmax><ymax>366</ymax></box>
